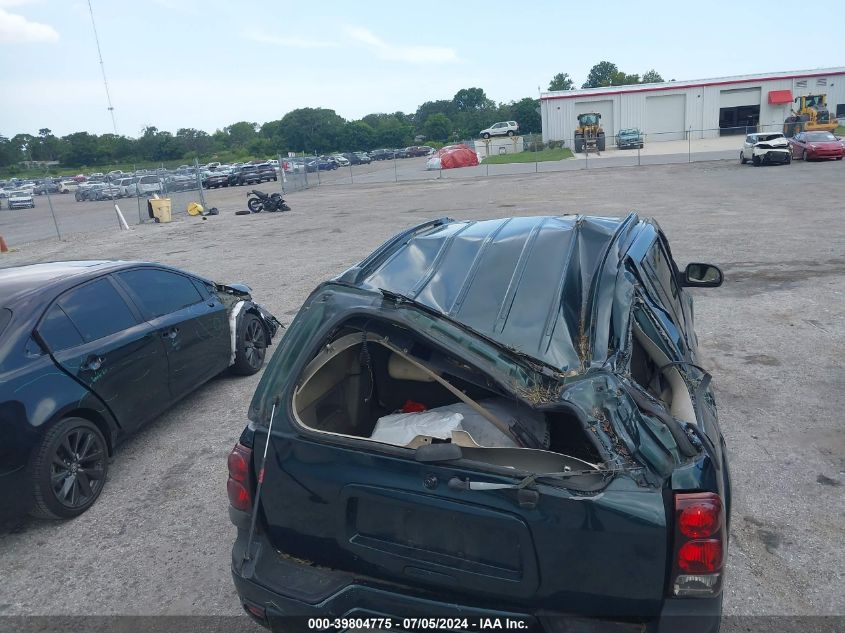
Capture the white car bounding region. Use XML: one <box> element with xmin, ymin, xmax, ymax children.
<box><xmin>740</xmin><ymin>133</ymin><xmax>791</xmax><ymax>166</ymax></box>
<box><xmin>7</xmin><ymin>190</ymin><xmax>35</xmax><ymax>209</ymax></box>
<box><xmin>330</xmin><ymin>153</ymin><xmax>350</xmax><ymax>166</ymax></box>
<box><xmin>479</xmin><ymin>121</ymin><xmax>519</xmax><ymax>139</ymax></box>
<box><xmin>117</xmin><ymin>177</ymin><xmax>139</xmax><ymax>197</ymax></box>
<box><xmin>57</xmin><ymin>181</ymin><xmax>79</xmax><ymax>194</ymax></box>
<box><xmin>129</xmin><ymin>175</ymin><xmax>163</xmax><ymax>197</ymax></box>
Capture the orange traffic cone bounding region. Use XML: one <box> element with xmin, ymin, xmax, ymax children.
<box><xmin>0</xmin><ymin>235</ymin><xmax>8</xmax><ymax>254</ymax></box>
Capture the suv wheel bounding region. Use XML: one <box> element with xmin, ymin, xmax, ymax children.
<box><xmin>482</xmin><ymin>133</ymin><xmax>491</xmax><ymax>139</ymax></box>
<box><xmin>740</xmin><ymin>152</ymin><xmax>747</xmax><ymax>164</ymax></box>
<box><xmin>507</xmin><ymin>130</ymin><xmax>515</xmax><ymax>137</ymax></box>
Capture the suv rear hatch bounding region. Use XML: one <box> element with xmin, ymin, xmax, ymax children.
<box><xmin>248</xmin><ymin>317</ymin><xmax>675</xmax><ymax>617</ymax></box>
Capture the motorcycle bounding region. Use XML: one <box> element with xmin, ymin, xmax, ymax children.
<box><xmin>246</xmin><ymin>189</ymin><xmax>290</xmax><ymax>213</ymax></box>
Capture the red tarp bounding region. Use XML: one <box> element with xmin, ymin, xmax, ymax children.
<box><xmin>435</xmin><ymin>144</ymin><xmax>479</xmax><ymax>169</ymax></box>
<box><xmin>768</xmin><ymin>90</ymin><xmax>793</xmax><ymax>105</ymax></box>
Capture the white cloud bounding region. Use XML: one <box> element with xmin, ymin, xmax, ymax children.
<box><xmin>241</xmin><ymin>28</ymin><xmax>337</xmax><ymax>49</ymax></box>
<box><xmin>344</xmin><ymin>26</ymin><xmax>457</xmax><ymax>64</ymax></box>
<box><xmin>0</xmin><ymin>0</ymin><xmax>37</xmax><ymax>8</ymax></box>
<box><xmin>0</xmin><ymin>7</ymin><xmax>58</xmax><ymax>43</ymax></box>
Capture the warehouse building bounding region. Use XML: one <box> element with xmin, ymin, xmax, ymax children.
<box><xmin>540</xmin><ymin>67</ymin><xmax>845</xmax><ymax>144</ymax></box>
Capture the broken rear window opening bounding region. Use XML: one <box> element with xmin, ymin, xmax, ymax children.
<box><xmin>288</xmin><ymin>317</ymin><xmax>607</xmax><ymax>474</ymax></box>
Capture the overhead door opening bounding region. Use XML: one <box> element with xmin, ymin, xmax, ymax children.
<box><xmin>719</xmin><ymin>88</ymin><xmax>761</xmax><ymax>136</ymax></box>
<box><xmin>719</xmin><ymin>106</ymin><xmax>760</xmax><ymax>135</ymax></box>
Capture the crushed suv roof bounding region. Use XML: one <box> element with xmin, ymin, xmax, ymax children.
<box><xmin>341</xmin><ymin>215</ymin><xmax>637</xmax><ymax>372</ymax></box>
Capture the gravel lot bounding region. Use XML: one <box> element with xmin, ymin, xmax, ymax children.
<box><xmin>0</xmin><ymin>159</ymin><xmax>843</xmax><ymax>624</ymax></box>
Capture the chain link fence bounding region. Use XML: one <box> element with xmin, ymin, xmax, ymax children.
<box><xmin>3</xmin><ymin>123</ymin><xmax>841</xmax><ymax>247</ymax></box>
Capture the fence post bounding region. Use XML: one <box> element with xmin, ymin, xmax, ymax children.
<box><xmin>278</xmin><ymin>154</ymin><xmax>286</xmax><ymax>194</ymax></box>
<box><xmin>688</xmin><ymin>128</ymin><xmax>691</xmax><ymax>163</ymax></box>
<box><xmin>194</xmin><ymin>157</ymin><xmax>207</xmax><ymax>209</ymax></box>
<box><xmin>43</xmin><ymin>172</ymin><xmax>62</xmax><ymax>240</ymax></box>
<box><xmin>134</xmin><ymin>163</ymin><xmax>143</xmax><ymax>223</ymax></box>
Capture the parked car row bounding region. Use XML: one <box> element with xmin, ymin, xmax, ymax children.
<box><xmin>202</xmin><ymin>164</ymin><xmax>278</xmax><ymax>189</ymax></box>
<box><xmin>740</xmin><ymin>131</ymin><xmax>843</xmax><ymax>166</ymax></box>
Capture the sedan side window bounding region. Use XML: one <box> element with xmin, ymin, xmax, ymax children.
<box><xmin>117</xmin><ymin>269</ymin><xmax>203</xmax><ymax>319</ymax></box>
<box><xmin>38</xmin><ymin>304</ymin><xmax>84</xmax><ymax>351</ymax></box>
<box><xmin>58</xmin><ymin>278</ymin><xmax>138</xmax><ymax>343</ymax></box>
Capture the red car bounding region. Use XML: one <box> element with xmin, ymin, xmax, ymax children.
<box><xmin>788</xmin><ymin>131</ymin><xmax>844</xmax><ymax>161</ymax></box>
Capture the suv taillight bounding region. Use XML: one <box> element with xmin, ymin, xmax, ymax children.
<box><xmin>671</xmin><ymin>492</ymin><xmax>724</xmax><ymax>597</ymax></box>
<box><xmin>227</xmin><ymin>443</ymin><xmax>253</xmax><ymax>512</ymax></box>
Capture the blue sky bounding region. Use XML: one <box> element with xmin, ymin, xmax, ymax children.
<box><xmin>1</xmin><ymin>0</ymin><xmax>838</xmax><ymax>137</ymax></box>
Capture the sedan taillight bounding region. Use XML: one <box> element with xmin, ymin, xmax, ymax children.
<box><xmin>671</xmin><ymin>492</ymin><xmax>725</xmax><ymax>597</ymax></box>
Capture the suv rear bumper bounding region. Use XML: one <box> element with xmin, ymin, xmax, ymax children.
<box><xmin>230</xmin><ymin>517</ymin><xmax>721</xmax><ymax>633</ymax></box>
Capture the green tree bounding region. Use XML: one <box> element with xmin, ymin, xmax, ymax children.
<box><xmin>414</xmin><ymin>100</ymin><xmax>455</xmax><ymax>128</ymax></box>
<box><xmin>509</xmin><ymin>97</ymin><xmax>541</xmax><ymax>134</ymax></box>
<box><xmin>342</xmin><ymin>121</ymin><xmax>376</xmax><ymax>151</ymax></box>
<box><xmin>582</xmin><ymin>61</ymin><xmax>619</xmax><ymax>88</ymax></box>
<box><xmin>0</xmin><ymin>135</ymin><xmax>22</xmax><ymax>168</ymax></box>
<box><xmin>223</xmin><ymin>121</ymin><xmax>258</xmax><ymax>149</ymax></box>
<box><xmin>278</xmin><ymin>108</ymin><xmax>346</xmax><ymax>153</ymax></box>
<box><xmin>548</xmin><ymin>73</ymin><xmax>574</xmax><ymax>91</ymax></box>
<box><xmin>60</xmin><ymin>132</ymin><xmax>100</xmax><ymax>166</ymax></box>
<box><xmin>422</xmin><ymin>113</ymin><xmax>451</xmax><ymax>142</ymax></box>
<box><xmin>34</xmin><ymin>128</ymin><xmax>60</xmax><ymax>161</ymax></box>
<box><xmin>642</xmin><ymin>69</ymin><xmax>664</xmax><ymax>83</ymax></box>
<box><xmin>452</xmin><ymin>87</ymin><xmax>494</xmax><ymax>112</ymax></box>
<box><xmin>374</xmin><ymin>117</ymin><xmax>413</xmax><ymax>148</ymax></box>
<box><xmin>176</xmin><ymin>128</ymin><xmax>213</xmax><ymax>155</ymax></box>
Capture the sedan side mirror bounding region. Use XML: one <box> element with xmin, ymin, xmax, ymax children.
<box><xmin>682</xmin><ymin>263</ymin><xmax>723</xmax><ymax>287</ymax></box>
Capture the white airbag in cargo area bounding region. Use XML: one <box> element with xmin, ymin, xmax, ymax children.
<box><xmin>370</xmin><ymin>398</ymin><xmax>549</xmax><ymax>449</ymax></box>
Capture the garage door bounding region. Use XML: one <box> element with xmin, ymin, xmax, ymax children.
<box><xmin>719</xmin><ymin>88</ymin><xmax>761</xmax><ymax>108</ymax></box>
<box><xmin>646</xmin><ymin>94</ymin><xmax>686</xmax><ymax>141</ymax></box>
<box><xmin>574</xmin><ymin>100</ymin><xmax>614</xmax><ymax>137</ymax></box>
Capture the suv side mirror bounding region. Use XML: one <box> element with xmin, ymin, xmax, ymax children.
<box><xmin>682</xmin><ymin>263</ymin><xmax>723</xmax><ymax>288</ymax></box>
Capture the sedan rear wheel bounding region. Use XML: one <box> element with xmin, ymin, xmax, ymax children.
<box><xmin>29</xmin><ymin>417</ymin><xmax>108</xmax><ymax>519</ymax></box>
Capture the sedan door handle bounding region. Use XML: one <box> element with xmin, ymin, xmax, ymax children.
<box><xmin>81</xmin><ymin>355</ymin><xmax>104</xmax><ymax>371</ymax></box>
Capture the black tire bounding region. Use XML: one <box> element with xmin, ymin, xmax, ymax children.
<box><xmin>597</xmin><ymin>134</ymin><xmax>606</xmax><ymax>152</ymax></box>
<box><xmin>281</xmin><ymin>203</ymin><xmax>291</xmax><ymax>211</ymax></box>
<box><xmin>247</xmin><ymin>197</ymin><xmax>263</xmax><ymax>213</ymax></box>
<box><xmin>482</xmin><ymin>133</ymin><xmax>490</xmax><ymax>139</ymax></box>
<box><xmin>574</xmin><ymin>136</ymin><xmax>585</xmax><ymax>153</ymax></box>
<box><xmin>29</xmin><ymin>417</ymin><xmax>108</xmax><ymax>519</ymax></box>
<box><xmin>740</xmin><ymin>152</ymin><xmax>747</xmax><ymax>165</ymax></box>
<box><xmin>231</xmin><ymin>313</ymin><xmax>267</xmax><ymax>375</ymax></box>
<box><xmin>752</xmin><ymin>155</ymin><xmax>761</xmax><ymax>166</ymax></box>
<box><xmin>507</xmin><ymin>130</ymin><xmax>515</xmax><ymax>137</ymax></box>
<box><xmin>786</xmin><ymin>154</ymin><xmax>792</xmax><ymax>165</ymax></box>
